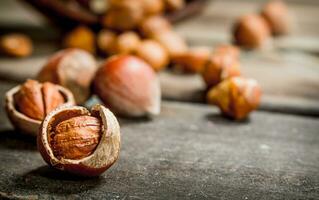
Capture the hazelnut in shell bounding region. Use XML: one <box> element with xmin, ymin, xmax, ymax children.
<box><xmin>5</xmin><ymin>79</ymin><xmax>75</xmax><ymax>136</ymax></box>
<box><xmin>135</xmin><ymin>39</ymin><xmax>169</xmax><ymax>72</ymax></box>
<box><xmin>97</xmin><ymin>29</ymin><xmax>117</xmax><ymax>55</ymax></box>
<box><xmin>37</xmin><ymin>48</ymin><xmax>98</xmax><ymax>104</ymax></box>
<box><xmin>233</xmin><ymin>14</ymin><xmax>271</xmax><ymax>49</ymax></box>
<box><xmin>63</xmin><ymin>26</ymin><xmax>96</xmax><ymax>54</ymax></box>
<box><xmin>38</xmin><ymin>104</ymin><xmax>120</xmax><ymax>177</ymax></box>
<box><xmin>201</xmin><ymin>52</ymin><xmax>241</xmax><ymax>88</ymax></box>
<box><xmin>142</xmin><ymin>0</ymin><xmax>164</xmax><ymax>16</ymax></box>
<box><xmin>139</xmin><ymin>15</ymin><xmax>172</xmax><ymax>37</ymax></box>
<box><xmin>213</xmin><ymin>44</ymin><xmax>240</xmax><ymax>59</ymax></box>
<box><xmin>94</xmin><ymin>55</ymin><xmax>161</xmax><ymax>117</ymax></box>
<box><xmin>0</xmin><ymin>33</ymin><xmax>33</xmax><ymax>57</ymax></box>
<box><xmin>172</xmin><ymin>46</ymin><xmax>211</xmax><ymax>73</ymax></box>
<box><xmin>261</xmin><ymin>0</ymin><xmax>291</xmax><ymax>35</ymax></box>
<box><xmin>116</xmin><ymin>31</ymin><xmax>141</xmax><ymax>54</ymax></box>
<box><xmin>207</xmin><ymin>77</ymin><xmax>262</xmax><ymax>120</ymax></box>
<box><xmin>164</xmin><ymin>0</ymin><xmax>185</xmax><ymax>11</ymax></box>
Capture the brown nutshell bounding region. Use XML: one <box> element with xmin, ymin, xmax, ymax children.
<box><xmin>0</xmin><ymin>33</ymin><xmax>33</xmax><ymax>57</ymax></box>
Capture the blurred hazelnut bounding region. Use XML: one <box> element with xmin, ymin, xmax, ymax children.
<box><xmin>164</xmin><ymin>0</ymin><xmax>185</xmax><ymax>11</ymax></box>
<box><xmin>63</xmin><ymin>26</ymin><xmax>96</xmax><ymax>54</ymax></box>
<box><xmin>261</xmin><ymin>0</ymin><xmax>291</xmax><ymax>35</ymax></box>
<box><xmin>233</xmin><ymin>14</ymin><xmax>271</xmax><ymax>49</ymax></box>
<box><xmin>136</xmin><ymin>40</ymin><xmax>169</xmax><ymax>72</ymax></box>
<box><xmin>102</xmin><ymin>0</ymin><xmax>144</xmax><ymax>30</ymax></box>
<box><xmin>0</xmin><ymin>33</ymin><xmax>33</xmax><ymax>57</ymax></box>
<box><xmin>172</xmin><ymin>46</ymin><xmax>211</xmax><ymax>73</ymax></box>
<box><xmin>207</xmin><ymin>77</ymin><xmax>262</xmax><ymax>120</ymax></box>
<box><xmin>201</xmin><ymin>52</ymin><xmax>241</xmax><ymax>88</ymax></box>
<box><xmin>153</xmin><ymin>30</ymin><xmax>188</xmax><ymax>58</ymax></box>
<box><xmin>97</xmin><ymin>29</ymin><xmax>117</xmax><ymax>55</ymax></box>
<box><xmin>37</xmin><ymin>49</ymin><xmax>98</xmax><ymax>104</ymax></box>
<box><xmin>142</xmin><ymin>0</ymin><xmax>164</xmax><ymax>15</ymax></box>
<box><xmin>139</xmin><ymin>15</ymin><xmax>172</xmax><ymax>37</ymax></box>
<box><xmin>94</xmin><ymin>55</ymin><xmax>161</xmax><ymax>117</ymax></box>
<box><xmin>116</xmin><ymin>31</ymin><xmax>141</xmax><ymax>54</ymax></box>
<box><xmin>213</xmin><ymin>44</ymin><xmax>240</xmax><ymax>59</ymax></box>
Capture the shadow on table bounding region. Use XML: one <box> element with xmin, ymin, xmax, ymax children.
<box><xmin>15</xmin><ymin>166</ymin><xmax>102</xmax><ymax>194</ymax></box>
<box><xmin>204</xmin><ymin>113</ymin><xmax>251</xmax><ymax>125</ymax></box>
<box><xmin>0</xmin><ymin>129</ymin><xmax>37</xmax><ymax>150</ymax></box>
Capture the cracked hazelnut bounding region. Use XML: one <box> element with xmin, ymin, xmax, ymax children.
<box><xmin>0</xmin><ymin>33</ymin><xmax>33</xmax><ymax>57</ymax></box>
<box><xmin>94</xmin><ymin>55</ymin><xmax>161</xmax><ymax>117</ymax></box>
<box><xmin>207</xmin><ymin>77</ymin><xmax>261</xmax><ymax>120</ymax></box>
<box><xmin>37</xmin><ymin>49</ymin><xmax>98</xmax><ymax>104</ymax></box>
<box><xmin>136</xmin><ymin>39</ymin><xmax>169</xmax><ymax>72</ymax></box>
<box><xmin>5</xmin><ymin>79</ymin><xmax>75</xmax><ymax>136</ymax></box>
<box><xmin>63</xmin><ymin>26</ymin><xmax>96</xmax><ymax>54</ymax></box>
<box><xmin>38</xmin><ymin>104</ymin><xmax>121</xmax><ymax>176</ymax></box>
<box><xmin>201</xmin><ymin>52</ymin><xmax>241</xmax><ymax>88</ymax></box>
<box><xmin>233</xmin><ymin>14</ymin><xmax>271</xmax><ymax>49</ymax></box>
<box><xmin>172</xmin><ymin>46</ymin><xmax>211</xmax><ymax>73</ymax></box>
<box><xmin>261</xmin><ymin>0</ymin><xmax>291</xmax><ymax>35</ymax></box>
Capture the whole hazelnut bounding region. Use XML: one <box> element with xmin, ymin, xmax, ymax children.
<box><xmin>164</xmin><ymin>0</ymin><xmax>185</xmax><ymax>11</ymax></box>
<box><xmin>207</xmin><ymin>77</ymin><xmax>262</xmax><ymax>120</ymax></box>
<box><xmin>201</xmin><ymin>52</ymin><xmax>241</xmax><ymax>88</ymax></box>
<box><xmin>213</xmin><ymin>44</ymin><xmax>240</xmax><ymax>59</ymax></box>
<box><xmin>142</xmin><ymin>0</ymin><xmax>164</xmax><ymax>15</ymax></box>
<box><xmin>37</xmin><ymin>49</ymin><xmax>98</xmax><ymax>104</ymax></box>
<box><xmin>38</xmin><ymin>104</ymin><xmax>121</xmax><ymax>177</ymax></box>
<box><xmin>116</xmin><ymin>31</ymin><xmax>141</xmax><ymax>54</ymax></box>
<box><xmin>233</xmin><ymin>14</ymin><xmax>271</xmax><ymax>49</ymax></box>
<box><xmin>63</xmin><ymin>26</ymin><xmax>96</xmax><ymax>54</ymax></box>
<box><xmin>97</xmin><ymin>29</ymin><xmax>117</xmax><ymax>55</ymax></box>
<box><xmin>94</xmin><ymin>55</ymin><xmax>161</xmax><ymax>117</ymax></box>
<box><xmin>172</xmin><ymin>46</ymin><xmax>211</xmax><ymax>73</ymax></box>
<box><xmin>102</xmin><ymin>0</ymin><xmax>144</xmax><ymax>30</ymax></box>
<box><xmin>135</xmin><ymin>40</ymin><xmax>169</xmax><ymax>72</ymax></box>
<box><xmin>0</xmin><ymin>33</ymin><xmax>33</xmax><ymax>57</ymax></box>
<box><xmin>153</xmin><ymin>30</ymin><xmax>188</xmax><ymax>58</ymax></box>
<box><xmin>261</xmin><ymin>0</ymin><xmax>291</xmax><ymax>35</ymax></box>
<box><xmin>5</xmin><ymin>79</ymin><xmax>75</xmax><ymax>136</ymax></box>
<box><xmin>139</xmin><ymin>15</ymin><xmax>172</xmax><ymax>37</ymax></box>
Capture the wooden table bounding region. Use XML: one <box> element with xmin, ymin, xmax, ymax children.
<box><xmin>0</xmin><ymin>0</ymin><xmax>319</xmax><ymax>199</ymax></box>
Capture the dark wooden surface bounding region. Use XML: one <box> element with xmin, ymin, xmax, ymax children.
<box><xmin>0</xmin><ymin>0</ymin><xmax>319</xmax><ymax>199</ymax></box>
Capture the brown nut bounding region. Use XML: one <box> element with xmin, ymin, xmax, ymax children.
<box><xmin>116</xmin><ymin>31</ymin><xmax>141</xmax><ymax>54</ymax></box>
<box><xmin>201</xmin><ymin>52</ymin><xmax>241</xmax><ymax>88</ymax></box>
<box><xmin>261</xmin><ymin>0</ymin><xmax>291</xmax><ymax>35</ymax></box>
<box><xmin>142</xmin><ymin>0</ymin><xmax>164</xmax><ymax>15</ymax></box>
<box><xmin>38</xmin><ymin>104</ymin><xmax>121</xmax><ymax>177</ymax></box>
<box><xmin>207</xmin><ymin>77</ymin><xmax>262</xmax><ymax>120</ymax></box>
<box><xmin>5</xmin><ymin>79</ymin><xmax>75</xmax><ymax>136</ymax></box>
<box><xmin>97</xmin><ymin>29</ymin><xmax>117</xmax><ymax>55</ymax></box>
<box><xmin>164</xmin><ymin>0</ymin><xmax>185</xmax><ymax>11</ymax></box>
<box><xmin>37</xmin><ymin>48</ymin><xmax>98</xmax><ymax>104</ymax></box>
<box><xmin>172</xmin><ymin>46</ymin><xmax>211</xmax><ymax>73</ymax></box>
<box><xmin>213</xmin><ymin>44</ymin><xmax>240</xmax><ymax>60</ymax></box>
<box><xmin>102</xmin><ymin>0</ymin><xmax>144</xmax><ymax>30</ymax></box>
<box><xmin>135</xmin><ymin>39</ymin><xmax>169</xmax><ymax>72</ymax></box>
<box><xmin>233</xmin><ymin>14</ymin><xmax>271</xmax><ymax>49</ymax></box>
<box><xmin>0</xmin><ymin>33</ymin><xmax>33</xmax><ymax>57</ymax></box>
<box><xmin>153</xmin><ymin>30</ymin><xmax>188</xmax><ymax>58</ymax></box>
<box><xmin>63</xmin><ymin>26</ymin><xmax>96</xmax><ymax>54</ymax></box>
<box><xmin>139</xmin><ymin>15</ymin><xmax>172</xmax><ymax>37</ymax></box>
<box><xmin>94</xmin><ymin>55</ymin><xmax>161</xmax><ymax>117</ymax></box>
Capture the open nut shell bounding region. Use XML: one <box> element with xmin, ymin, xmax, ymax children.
<box><xmin>37</xmin><ymin>104</ymin><xmax>121</xmax><ymax>177</ymax></box>
<box><xmin>5</xmin><ymin>85</ymin><xmax>75</xmax><ymax>136</ymax></box>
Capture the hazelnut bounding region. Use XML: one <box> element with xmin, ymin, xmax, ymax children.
<box><xmin>38</xmin><ymin>104</ymin><xmax>121</xmax><ymax>177</ymax></box>
<box><xmin>201</xmin><ymin>52</ymin><xmax>241</xmax><ymax>88</ymax></box>
<box><xmin>97</xmin><ymin>29</ymin><xmax>117</xmax><ymax>55</ymax></box>
<box><xmin>139</xmin><ymin>15</ymin><xmax>172</xmax><ymax>37</ymax></box>
<box><xmin>63</xmin><ymin>26</ymin><xmax>96</xmax><ymax>54</ymax></box>
<box><xmin>172</xmin><ymin>46</ymin><xmax>211</xmax><ymax>73</ymax></box>
<box><xmin>5</xmin><ymin>79</ymin><xmax>75</xmax><ymax>136</ymax></box>
<box><xmin>135</xmin><ymin>40</ymin><xmax>169</xmax><ymax>72</ymax></box>
<box><xmin>102</xmin><ymin>0</ymin><xmax>144</xmax><ymax>30</ymax></box>
<box><xmin>233</xmin><ymin>14</ymin><xmax>271</xmax><ymax>49</ymax></box>
<box><xmin>142</xmin><ymin>0</ymin><xmax>164</xmax><ymax>16</ymax></box>
<box><xmin>153</xmin><ymin>30</ymin><xmax>188</xmax><ymax>58</ymax></box>
<box><xmin>164</xmin><ymin>0</ymin><xmax>185</xmax><ymax>11</ymax></box>
<box><xmin>261</xmin><ymin>0</ymin><xmax>291</xmax><ymax>35</ymax></box>
<box><xmin>116</xmin><ymin>31</ymin><xmax>141</xmax><ymax>54</ymax></box>
<box><xmin>37</xmin><ymin>49</ymin><xmax>98</xmax><ymax>104</ymax></box>
<box><xmin>213</xmin><ymin>44</ymin><xmax>240</xmax><ymax>59</ymax></box>
<box><xmin>207</xmin><ymin>77</ymin><xmax>262</xmax><ymax>120</ymax></box>
<box><xmin>0</xmin><ymin>33</ymin><xmax>33</xmax><ymax>57</ymax></box>
<box><xmin>94</xmin><ymin>55</ymin><xmax>161</xmax><ymax>117</ymax></box>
